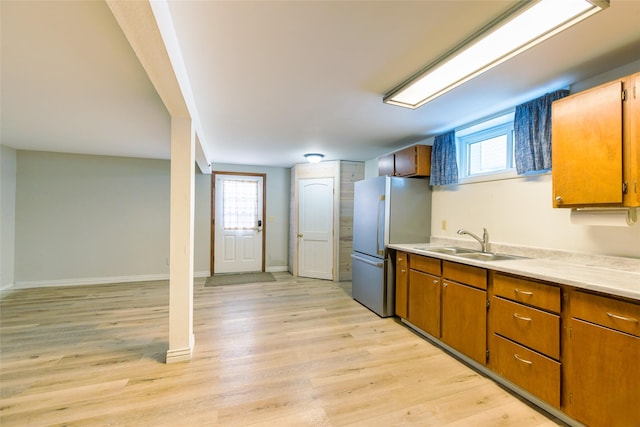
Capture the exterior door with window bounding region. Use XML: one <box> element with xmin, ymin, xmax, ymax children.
<box><xmin>214</xmin><ymin>174</ymin><xmax>264</xmax><ymax>274</ymax></box>
<box><xmin>298</xmin><ymin>178</ymin><xmax>334</xmax><ymax>280</ymax></box>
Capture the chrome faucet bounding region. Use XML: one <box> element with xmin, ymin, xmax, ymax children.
<box><xmin>457</xmin><ymin>227</ymin><xmax>489</xmax><ymax>253</ymax></box>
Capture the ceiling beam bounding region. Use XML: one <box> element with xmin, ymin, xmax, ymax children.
<box><xmin>105</xmin><ymin>0</ymin><xmax>211</xmax><ymax>173</ymax></box>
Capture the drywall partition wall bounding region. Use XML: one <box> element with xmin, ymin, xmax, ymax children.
<box><xmin>1</xmin><ymin>145</ymin><xmax>17</xmax><ymax>292</ymax></box>
<box><xmin>14</xmin><ymin>151</ymin><xmax>211</xmax><ymax>287</ymax></box>
<box><xmin>210</xmin><ymin>163</ymin><xmax>290</xmax><ymax>272</ymax></box>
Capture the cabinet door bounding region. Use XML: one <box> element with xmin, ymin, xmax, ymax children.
<box><xmin>564</xmin><ymin>318</ymin><xmax>640</xmax><ymax>427</ymax></box>
<box><xmin>623</xmin><ymin>72</ymin><xmax>640</xmax><ymax>207</ymax></box>
<box><xmin>441</xmin><ymin>280</ymin><xmax>487</xmax><ymax>365</ymax></box>
<box><xmin>408</xmin><ymin>269</ymin><xmax>441</xmax><ymax>337</ymax></box>
<box><xmin>394</xmin><ymin>146</ymin><xmax>418</xmax><ymax>177</ymax></box>
<box><xmin>552</xmin><ymin>80</ymin><xmax>623</xmax><ymax>207</ymax></box>
<box><xmin>378</xmin><ymin>153</ymin><xmax>395</xmax><ymax>176</ymax></box>
<box><xmin>395</xmin><ymin>253</ymin><xmax>409</xmax><ymax>319</ymax></box>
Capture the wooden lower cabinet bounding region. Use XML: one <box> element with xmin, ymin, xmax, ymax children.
<box><xmin>564</xmin><ymin>318</ymin><xmax>640</xmax><ymax>426</ymax></box>
<box><xmin>408</xmin><ymin>269</ymin><xmax>440</xmax><ymax>337</ymax></box>
<box><xmin>396</xmin><ymin>254</ymin><xmax>640</xmax><ymax>426</ymax></box>
<box><xmin>441</xmin><ymin>280</ymin><xmax>487</xmax><ymax>365</ymax></box>
<box><xmin>564</xmin><ymin>290</ymin><xmax>640</xmax><ymax>427</ymax></box>
<box><xmin>491</xmin><ymin>334</ymin><xmax>560</xmax><ymax>408</ymax></box>
<box><xmin>491</xmin><ymin>296</ymin><xmax>560</xmax><ymax>360</ymax></box>
<box><xmin>395</xmin><ymin>252</ymin><xmax>408</xmax><ymax>318</ymax></box>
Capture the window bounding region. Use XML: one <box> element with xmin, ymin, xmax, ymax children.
<box><xmin>457</xmin><ymin>114</ymin><xmax>515</xmax><ymax>180</ymax></box>
<box><xmin>222</xmin><ymin>178</ymin><xmax>259</xmax><ymax>230</ymax></box>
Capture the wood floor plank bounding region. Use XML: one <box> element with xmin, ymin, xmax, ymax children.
<box><xmin>1</xmin><ymin>273</ymin><xmax>564</xmax><ymax>426</ymax></box>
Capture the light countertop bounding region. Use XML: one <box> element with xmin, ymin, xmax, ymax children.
<box><xmin>389</xmin><ymin>242</ymin><xmax>640</xmax><ymax>301</ymax></box>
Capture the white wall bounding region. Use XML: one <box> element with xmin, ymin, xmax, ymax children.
<box><xmin>1</xmin><ymin>145</ymin><xmax>17</xmax><ymax>291</ymax></box>
<box><xmin>431</xmin><ymin>174</ymin><xmax>640</xmax><ymax>258</ymax></box>
<box><xmin>210</xmin><ymin>163</ymin><xmax>290</xmax><ymax>272</ymax></box>
<box><xmin>14</xmin><ymin>151</ymin><xmax>211</xmax><ymax>286</ymax></box>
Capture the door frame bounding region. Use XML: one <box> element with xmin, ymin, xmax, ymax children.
<box><xmin>211</xmin><ymin>171</ymin><xmax>267</xmax><ymax>275</ymax></box>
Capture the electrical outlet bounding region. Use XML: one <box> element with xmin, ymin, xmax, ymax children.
<box><xmin>441</xmin><ymin>220</ymin><xmax>447</xmax><ymax>230</ymax></box>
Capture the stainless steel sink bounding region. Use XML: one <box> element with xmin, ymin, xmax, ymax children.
<box><xmin>421</xmin><ymin>247</ymin><xmax>479</xmax><ymax>255</ymax></box>
<box><xmin>455</xmin><ymin>252</ymin><xmax>523</xmax><ymax>261</ymax></box>
<box><xmin>410</xmin><ymin>246</ymin><xmax>526</xmax><ymax>262</ymax></box>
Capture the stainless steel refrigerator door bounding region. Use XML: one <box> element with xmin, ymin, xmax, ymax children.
<box><xmin>353</xmin><ymin>176</ymin><xmax>386</xmax><ymax>258</ymax></box>
<box><xmin>351</xmin><ymin>252</ymin><xmax>394</xmax><ymax>317</ymax></box>
<box><xmin>387</xmin><ymin>177</ymin><xmax>431</xmax><ymax>245</ymax></box>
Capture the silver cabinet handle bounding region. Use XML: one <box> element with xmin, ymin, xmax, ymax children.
<box><xmin>555</xmin><ymin>196</ymin><xmax>563</xmax><ymax>202</ymax></box>
<box><xmin>513</xmin><ymin>313</ymin><xmax>532</xmax><ymax>322</ymax></box>
<box><xmin>433</xmin><ymin>279</ymin><xmax>439</xmax><ymax>284</ymax></box>
<box><xmin>513</xmin><ymin>354</ymin><xmax>533</xmax><ymax>365</ymax></box>
<box><xmin>606</xmin><ymin>312</ymin><xmax>639</xmax><ymax>323</ymax></box>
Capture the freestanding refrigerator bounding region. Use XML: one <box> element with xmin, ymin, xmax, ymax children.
<box><xmin>351</xmin><ymin>176</ymin><xmax>432</xmax><ymax>317</ymax></box>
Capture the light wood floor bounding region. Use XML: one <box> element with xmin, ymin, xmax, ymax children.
<box><xmin>1</xmin><ymin>273</ymin><xmax>564</xmax><ymax>426</ymax></box>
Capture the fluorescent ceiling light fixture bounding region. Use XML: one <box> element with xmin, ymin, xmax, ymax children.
<box><xmin>304</xmin><ymin>153</ymin><xmax>324</xmax><ymax>163</ymax></box>
<box><xmin>384</xmin><ymin>0</ymin><xmax>608</xmax><ymax>109</ymax></box>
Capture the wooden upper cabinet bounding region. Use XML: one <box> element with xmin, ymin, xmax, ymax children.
<box><xmin>378</xmin><ymin>145</ymin><xmax>431</xmax><ymax>177</ymax></box>
<box><xmin>623</xmin><ymin>72</ymin><xmax>640</xmax><ymax>206</ymax></box>
<box><xmin>395</xmin><ymin>145</ymin><xmax>431</xmax><ymax>177</ymax></box>
<box><xmin>551</xmin><ymin>72</ymin><xmax>639</xmax><ymax>208</ymax></box>
<box><xmin>378</xmin><ymin>153</ymin><xmax>395</xmax><ymax>177</ymax></box>
<box><xmin>552</xmin><ymin>79</ymin><xmax>623</xmax><ymax>207</ymax></box>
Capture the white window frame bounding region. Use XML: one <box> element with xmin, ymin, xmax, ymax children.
<box><xmin>456</xmin><ymin>112</ymin><xmax>518</xmax><ymax>184</ymax></box>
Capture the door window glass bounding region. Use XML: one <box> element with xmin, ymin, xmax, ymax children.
<box><xmin>222</xmin><ymin>179</ymin><xmax>258</xmax><ymax>230</ymax></box>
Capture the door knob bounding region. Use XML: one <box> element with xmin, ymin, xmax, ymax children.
<box><xmin>298</xmin><ymin>233</ymin><xmax>303</xmax><ymax>238</ymax></box>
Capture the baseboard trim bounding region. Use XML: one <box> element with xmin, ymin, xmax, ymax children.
<box><xmin>0</xmin><ymin>283</ymin><xmax>15</xmax><ymax>300</ymax></box>
<box><xmin>166</xmin><ymin>334</ymin><xmax>195</xmax><ymax>363</ymax></box>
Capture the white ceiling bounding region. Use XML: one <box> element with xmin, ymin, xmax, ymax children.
<box><xmin>2</xmin><ymin>1</ymin><xmax>640</xmax><ymax>168</ymax></box>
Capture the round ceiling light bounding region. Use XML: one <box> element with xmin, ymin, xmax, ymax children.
<box><xmin>304</xmin><ymin>153</ymin><xmax>324</xmax><ymax>163</ymax></box>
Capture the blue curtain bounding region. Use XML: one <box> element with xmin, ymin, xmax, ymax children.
<box><xmin>514</xmin><ymin>89</ymin><xmax>569</xmax><ymax>174</ymax></box>
<box><xmin>430</xmin><ymin>130</ymin><xmax>458</xmax><ymax>186</ymax></box>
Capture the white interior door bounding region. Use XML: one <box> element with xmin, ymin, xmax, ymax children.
<box><xmin>298</xmin><ymin>178</ymin><xmax>334</xmax><ymax>280</ymax></box>
<box><xmin>214</xmin><ymin>174</ymin><xmax>264</xmax><ymax>274</ymax></box>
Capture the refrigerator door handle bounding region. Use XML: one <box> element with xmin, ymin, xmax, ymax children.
<box><xmin>376</xmin><ymin>196</ymin><xmax>385</xmax><ymax>255</ymax></box>
<box><xmin>351</xmin><ymin>254</ymin><xmax>384</xmax><ymax>268</ymax></box>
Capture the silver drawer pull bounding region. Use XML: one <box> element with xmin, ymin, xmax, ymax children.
<box><xmin>433</xmin><ymin>279</ymin><xmax>439</xmax><ymax>285</ymax></box>
<box><xmin>513</xmin><ymin>313</ymin><xmax>532</xmax><ymax>321</ymax></box>
<box><xmin>514</xmin><ymin>354</ymin><xmax>533</xmax><ymax>365</ymax></box>
<box><xmin>514</xmin><ymin>288</ymin><xmax>533</xmax><ymax>296</ymax></box>
<box><xmin>606</xmin><ymin>312</ymin><xmax>639</xmax><ymax>323</ymax></box>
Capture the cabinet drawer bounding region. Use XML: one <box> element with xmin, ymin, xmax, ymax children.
<box><xmin>409</xmin><ymin>254</ymin><xmax>441</xmax><ymax>276</ymax></box>
<box><xmin>492</xmin><ymin>273</ymin><xmax>560</xmax><ymax>313</ymax></box>
<box><xmin>490</xmin><ymin>334</ymin><xmax>560</xmax><ymax>408</ymax></box>
<box><xmin>570</xmin><ymin>291</ymin><xmax>640</xmax><ymax>337</ymax></box>
<box><xmin>491</xmin><ymin>297</ymin><xmax>560</xmax><ymax>359</ymax></box>
<box><xmin>396</xmin><ymin>251</ymin><xmax>408</xmax><ymax>267</ymax></box>
<box><xmin>443</xmin><ymin>261</ymin><xmax>487</xmax><ymax>290</ymax></box>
